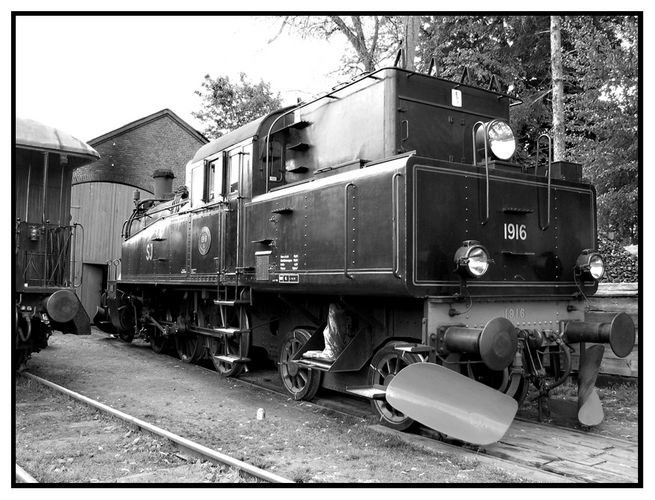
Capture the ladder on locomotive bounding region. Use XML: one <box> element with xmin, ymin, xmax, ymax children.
<box><xmin>210</xmin><ymin>144</ymin><xmax>254</xmax><ymax>369</ymax></box>
<box><xmin>211</xmin><ymin>284</ymin><xmax>252</xmax><ymax>367</ymax></box>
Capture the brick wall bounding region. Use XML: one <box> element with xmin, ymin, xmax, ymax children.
<box><xmin>73</xmin><ymin>112</ymin><xmax>206</xmax><ymax>193</ymax></box>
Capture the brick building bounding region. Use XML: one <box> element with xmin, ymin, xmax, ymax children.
<box><xmin>71</xmin><ymin>109</ymin><xmax>208</xmax><ymax>317</ymax></box>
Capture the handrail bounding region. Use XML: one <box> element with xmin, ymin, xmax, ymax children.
<box><xmin>536</xmin><ymin>133</ymin><xmax>552</xmax><ymax>231</ymax></box>
<box><xmin>391</xmin><ymin>173</ymin><xmax>403</xmax><ymax>278</ymax></box>
<box><xmin>471</xmin><ymin>121</ymin><xmax>490</xmax><ymax>224</ymax></box>
<box><xmin>344</xmin><ymin>182</ymin><xmax>356</xmax><ymax>279</ymax></box>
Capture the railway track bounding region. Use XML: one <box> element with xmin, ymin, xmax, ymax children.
<box><xmin>19</xmin><ymin>330</ymin><xmax>639</xmax><ymax>484</ymax></box>
<box><xmin>233</xmin><ymin>366</ymin><xmax>639</xmax><ymax>484</ymax></box>
<box><xmin>16</xmin><ymin>373</ymin><xmax>294</xmax><ymax>484</ymax></box>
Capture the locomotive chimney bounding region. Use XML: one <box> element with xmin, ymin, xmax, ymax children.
<box><xmin>152</xmin><ymin>169</ymin><xmax>175</xmax><ymax>200</ymax></box>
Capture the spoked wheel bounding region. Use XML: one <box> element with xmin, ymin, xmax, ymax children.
<box><xmin>175</xmin><ymin>333</ymin><xmax>204</xmax><ymax>363</ymax></box>
<box><xmin>150</xmin><ymin>330</ymin><xmax>170</xmax><ymax>354</ymax></box>
<box><xmin>368</xmin><ymin>342</ymin><xmax>423</xmax><ymax>431</ymax></box>
<box><xmin>111</xmin><ymin>293</ymin><xmax>137</xmax><ymax>343</ymax></box>
<box><xmin>278</xmin><ymin>328</ymin><xmax>321</xmax><ymax>401</ymax></box>
<box><xmin>208</xmin><ymin>306</ymin><xmax>250</xmax><ymax>377</ymax></box>
<box><xmin>150</xmin><ymin>311</ymin><xmax>174</xmax><ymax>354</ymax></box>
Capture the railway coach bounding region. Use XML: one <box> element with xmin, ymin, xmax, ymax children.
<box><xmin>15</xmin><ymin>118</ymin><xmax>100</xmax><ymax>367</ymax></box>
<box><xmin>99</xmin><ymin>67</ymin><xmax>635</xmax><ymax>444</ymax></box>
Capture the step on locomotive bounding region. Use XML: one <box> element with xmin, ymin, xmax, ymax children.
<box><xmin>97</xmin><ymin>67</ymin><xmax>635</xmax><ymax>444</ymax></box>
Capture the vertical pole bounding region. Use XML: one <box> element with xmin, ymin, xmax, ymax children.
<box><xmin>25</xmin><ymin>163</ymin><xmax>31</xmax><ymax>221</ymax></box>
<box><xmin>42</xmin><ymin>152</ymin><xmax>49</xmax><ymax>286</ymax></box>
<box><xmin>58</xmin><ymin>158</ymin><xmax>65</xmax><ymax>226</ymax></box>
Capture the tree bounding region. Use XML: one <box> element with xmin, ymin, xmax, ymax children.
<box><xmin>192</xmin><ymin>73</ymin><xmax>282</xmax><ymax>139</ymax></box>
<box><xmin>563</xmin><ymin>15</ymin><xmax>638</xmax><ymax>242</ymax></box>
<box><xmin>273</xmin><ymin>16</ymin><xmax>402</xmax><ymax>77</ymax></box>
<box><xmin>550</xmin><ymin>16</ymin><xmax>565</xmax><ymax>161</ymax></box>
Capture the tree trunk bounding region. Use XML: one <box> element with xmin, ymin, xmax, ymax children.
<box><xmin>550</xmin><ymin>16</ymin><xmax>565</xmax><ymax>162</ymax></box>
<box><xmin>403</xmin><ymin>16</ymin><xmax>419</xmax><ymax>71</ymax></box>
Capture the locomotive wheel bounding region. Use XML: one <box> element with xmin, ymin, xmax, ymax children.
<box><xmin>115</xmin><ymin>303</ymin><xmax>135</xmax><ymax>343</ymax></box>
<box><xmin>368</xmin><ymin>342</ymin><xmax>422</xmax><ymax>431</ymax></box>
<box><xmin>175</xmin><ymin>333</ymin><xmax>204</xmax><ymax>363</ymax></box>
<box><xmin>150</xmin><ymin>330</ymin><xmax>169</xmax><ymax>354</ymax></box>
<box><xmin>278</xmin><ymin>328</ymin><xmax>321</xmax><ymax>401</ymax></box>
<box><xmin>118</xmin><ymin>330</ymin><xmax>135</xmax><ymax>343</ymax></box>
<box><xmin>208</xmin><ymin>306</ymin><xmax>250</xmax><ymax>377</ymax></box>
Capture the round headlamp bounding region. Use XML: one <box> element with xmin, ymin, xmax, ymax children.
<box><xmin>454</xmin><ymin>240</ymin><xmax>491</xmax><ymax>278</ymax></box>
<box><xmin>575</xmin><ymin>250</ymin><xmax>605</xmax><ymax>281</ymax></box>
<box><xmin>476</xmin><ymin>120</ymin><xmax>516</xmax><ymax>161</ymax></box>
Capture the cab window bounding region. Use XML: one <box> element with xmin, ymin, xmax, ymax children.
<box><xmin>204</xmin><ymin>157</ymin><xmax>224</xmax><ymax>202</ymax></box>
<box><xmin>268</xmin><ymin>141</ymin><xmax>284</xmax><ymax>186</ymax></box>
<box><xmin>228</xmin><ymin>149</ymin><xmax>240</xmax><ymax>193</ymax></box>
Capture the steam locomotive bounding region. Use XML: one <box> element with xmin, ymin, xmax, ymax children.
<box><xmin>15</xmin><ymin>117</ymin><xmax>99</xmax><ymax>367</ymax></box>
<box><xmin>100</xmin><ymin>67</ymin><xmax>635</xmax><ymax>444</ymax></box>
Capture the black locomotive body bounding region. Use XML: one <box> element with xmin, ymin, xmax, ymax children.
<box><xmin>14</xmin><ymin>118</ymin><xmax>99</xmax><ymax>367</ymax></box>
<box><xmin>104</xmin><ymin>68</ymin><xmax>635</xmax><ymax>442</ymax></box>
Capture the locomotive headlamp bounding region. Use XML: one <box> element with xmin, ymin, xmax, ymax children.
<box><xmin>476</xmin><ymin>120</ymin><xmax>516</xmax><ymax>161</ymax></box>
<box><xmin>454</xmin><ymin>240</ymin><xmax>491</xmax><ymax>278</ymax></box>
<box><xmin>575</xmin><ymin>249</ymin><xmax>605</xmax><ymax>281</ymax></box>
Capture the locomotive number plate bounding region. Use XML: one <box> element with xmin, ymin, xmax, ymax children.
<box><xmin>278</xmin><ymin>273</ymin><xmax>299</xmax><ymax>284</ymax></box>
<box><xmin>503</xmin><ymin>223</ymin><xmax>527</xmax><ymax>241</ymax></box>
<box><xmin>504</xmin><ymin>306</ymin><xmax>526</xmax><ymax>321</ymax></box>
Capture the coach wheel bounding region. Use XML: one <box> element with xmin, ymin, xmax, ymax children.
<box><xmin>368</xmin><ymin>342</ymin><xmax>423</xmax><ymax>431</ymax></box>
<box><xmin>278</xmin><ymin>328</ymin><xmax>321</xmax><ymax>401</ymax></box>
<box><xmin>208</xmin><ymin>306</ymin><xmax>250</xmax><ymax>377</ymax></box>
<box><xmin>175</xmin><ymin>333</ymin><xmax>204</xmax><ymax>363</ymax></box>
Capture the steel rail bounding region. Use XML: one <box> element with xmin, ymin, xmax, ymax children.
<box><xmin>15</xmin><ymin>464</ymin><xmax>38</xmax><ymax>483</ymax></box>
<box><xmin>23</xmin><ymin>372</ymin><xmax>294</xmax><ymax>484</ymax></box>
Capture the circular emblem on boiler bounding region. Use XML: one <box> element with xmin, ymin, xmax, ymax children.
<box><xmin>198</xmin><ymin>226</ymin><xmax>211</xmax><ymax>256</ymax></box>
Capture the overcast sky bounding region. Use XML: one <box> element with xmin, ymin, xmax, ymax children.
<box><xmin>16</xmin><ymin>15</ymin><xmax>350</xmax><ymax>141</ymax></box>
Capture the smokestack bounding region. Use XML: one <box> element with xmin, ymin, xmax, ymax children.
<box><xmin>152</xmin><ymin>169</ymin><xmax>175</xmax><ymax>200</ymax></box>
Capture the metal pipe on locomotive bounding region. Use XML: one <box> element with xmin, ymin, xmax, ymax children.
<box><xmin>14</xmin><ymin>118</ymin><xmax>99</xmax><ymax>367</ymax></box>
<box><xmin>99</xmin><ymin>67</ymin><xmax>635</xmax><ymax>444</ymax></box>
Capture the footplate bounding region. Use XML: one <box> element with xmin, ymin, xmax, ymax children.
<box><xmin>345</xmin><ymin>385</ymin><xmax>387</xmax><ymax>400</ymax></box>
<box><xmin>212</xmin><ymin>355</ymin><xmax>250</xmax><ymax>365</ymax></box>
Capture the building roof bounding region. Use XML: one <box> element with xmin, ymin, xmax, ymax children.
<box><xmin>89</xmin><ymin>109</ymin><xmax>207</xmax><ymax>146</ymax></box>
<box><xmin>16</xmin><ymin>117</ymin><xmax>100</xmax><ymax>164</ymax></box>
<box><xmin>72</xmin><ymin>108</ymin><xmax>208</xmax><ymax>191</ymax></box>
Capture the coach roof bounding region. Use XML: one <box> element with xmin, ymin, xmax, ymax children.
<box><xmin>16</xmin><ymin>117</ymin><xmax>100</xmax><ymax>162</ymax></box>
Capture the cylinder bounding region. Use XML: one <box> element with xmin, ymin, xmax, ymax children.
<box><xmin>443</xmin><ymin>317</ymin><xmax>518</xmax><ymax>371</ymax></box>
<box><xmin>564</xmin><ymin>312</ymin><xmax>635</xmax><ymax>358</ymax></box>
<box><xmin>152</xmin><ymin>169</ymin><xmax>175</xmax><ymax>200</ymax></box>
<box><xmin>45</xmin><ymin>289</ymin><xmax>80</xmax><ymax>323</ymax></box>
